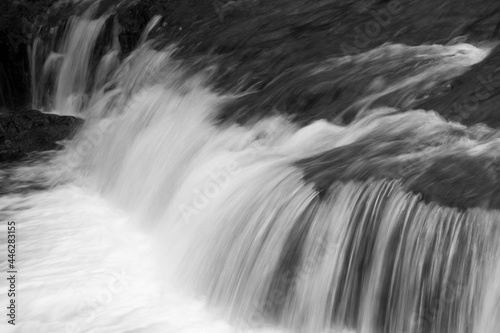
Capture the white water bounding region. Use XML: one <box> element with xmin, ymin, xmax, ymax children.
<box><xmin>0</xmin><ymin>184</ymin><xmax>286</xmax><ymax>333</ymax></box>
<box><xmin>3</xmin><ymin>8</ymin><xmax>500</xmax><ymax>333</ymax></box>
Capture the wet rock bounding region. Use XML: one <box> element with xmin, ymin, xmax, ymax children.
<box><xmin>0</xmin><ymin>109</ymin><xmax>83</xmax><ymax>163</ymax></box>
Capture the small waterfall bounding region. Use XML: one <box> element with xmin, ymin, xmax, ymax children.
<box><xmin>29</xmin><ymin>37</ymin><xmax>41</xmax><ymax>108</ymax></box>
<box><xmin>30</xmin><ymin>5</ymin><xmax>110</xmax><ymax>114</ymax></box>
<box><xmin>54</xmin><ymin>14</ymin><xmax>108</xmax><ymax>114</ymax></box>
<box><xmin>8</xmin><ymin>2</ymin><xmax>500</xmax><ymax>332</ymax></box>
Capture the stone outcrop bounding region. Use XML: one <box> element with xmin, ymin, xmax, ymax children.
<box><xmin>0</xmin><ymin>109</ymin><xmax>83</xmax><ymax>163</ymax></box>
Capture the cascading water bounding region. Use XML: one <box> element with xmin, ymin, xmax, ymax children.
<box><xmin>2</xmin><ymin>3</ymin><xmax>500</xmax><ymax>333</ymax></box>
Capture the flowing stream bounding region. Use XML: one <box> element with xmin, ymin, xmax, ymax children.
<box><xmin>1</xmin><ymin>3</ymin><xmax>500</xmax><ymax>333</ymax></box>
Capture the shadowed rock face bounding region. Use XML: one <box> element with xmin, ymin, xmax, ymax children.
<box><xmin>0</xmin><ymin>109</ymin><xmax>82</xmax><ymax>162</ymax></box>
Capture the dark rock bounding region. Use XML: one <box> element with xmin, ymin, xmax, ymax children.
<box><xmin>0</xmin><ymin>109</ymin><xmax>83</xmax><ymax>163</ymax></box>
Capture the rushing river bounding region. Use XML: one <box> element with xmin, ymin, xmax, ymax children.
<box><xmin>1</xmin><ymin>2</ymin><xmax>500</xmax><ymax>333</ymax></box>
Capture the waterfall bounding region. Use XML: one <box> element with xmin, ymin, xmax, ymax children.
<box><xmin>30</xmin><ymin>4</ymin><xmax>110</xmax><ymax>114</ymax></box>
<box><xmin>2</xmin><ymin>2</ymin><xmax>500</xmax><ymax>333</ymax></box>
<box><xmin>54</xmin><ymin>14</ymin><xmax>108</xmax><ymax>115</ymax></box>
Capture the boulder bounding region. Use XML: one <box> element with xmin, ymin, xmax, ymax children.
<box><xmin>0</xmin><ymin>109</ymin><xmax>83</xmax><ymax>163</ymax></box>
